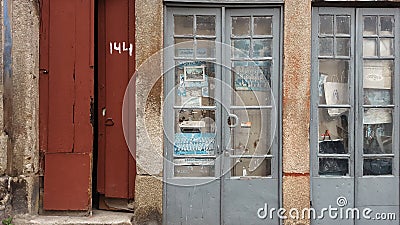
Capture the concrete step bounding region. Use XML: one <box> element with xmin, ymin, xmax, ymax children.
<box><xmin>13</xmin><ymin>210</ymin><xmax>134</xmax><ymax>225</ymax></box>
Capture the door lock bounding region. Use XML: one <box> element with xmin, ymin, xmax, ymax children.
<box><xmin>227</xmin><ymin>114</ymin><xmax>239</xmax><ymax>128</ymax></box>
<box><xmin>224</xmin><ymin>150</ymin><xmax>230</xmax><ymax>157</ymax></box>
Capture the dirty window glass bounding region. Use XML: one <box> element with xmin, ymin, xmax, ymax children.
<box><xmin>315</xmin><ymin>12</ymin><xmax>397</xmax><ymax>177</ymax></box>
<box><xmin>317</xmin><ymin>14</ymin><xmax>351</xmax><ymax>176</ymax></box>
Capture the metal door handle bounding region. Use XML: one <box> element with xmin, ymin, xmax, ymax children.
<box><xmin>224</xmin><ymin>150</ymin><xmax>230</xmax><ymax>157</ymax></box>
<box><xmin>227</xmin><ymin>114</ymin><xmax>239</xmax><ymax>128</ymax></box>
<box><xmin>105</xmin><ymin>118</ymin><xmax>114</xmax><ymax>126</ymax></box>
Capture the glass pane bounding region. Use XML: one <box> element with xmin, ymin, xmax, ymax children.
<box><xmin>175</xmin><ymin>109</ymin><xmax>216</xmax><ymax>135</ymax></box>
<box><xmin>175</xmin><ymin>38</ymin><xmax>194</xmax><ymax>57</ymax></box>
<box><xmin>173</xmin><ymin>110</ymin><xmax>217</xmax><ymax>177</ymax></box>
<box><xmin>320</xmin><ymin>15</ymin><xmax>333</xmax><ymax>35</ymax></box>
<box><xmin>318</xmin><ymin>108</ymin><xmax>349</xmax><ymax>154</ymax></box>
<box><xmin>363</xmin><ymin>158</ymin><xmax>392</xmax><ymax>176</ymax></box>
<box><xmin>175</xmin><ymin>164</ymin><xmax>215</xmax><ymax>177</ymax></box>
<box><xmin>364</xmin><ymin>89</ymin><xmax>392</xmax><ymax>106</ymax></box>
<box><xmin>336</xmin><ymin>38</ymin><xmax>350</xmax><ymax>56</ymax></box>
<box><xmin>336</xmin><ymin>16</ymin><xmax>350</xmax><ymax>35</ymax></box>
<box><xmin>319</xmin><ymin>38</ymin><xmax>333</xmax><ymax>56</ymax></box>
<box><xmin>380</xmin><ymin>38</ymin><xmax>393</xmax><ymax>57</ymax></box>
<box><xmin>364</xmin><ymin>16</ymin><xmax>377</xmax><ymax>35</ymax></box>
<box><xmin>253</xmin><ymin>39</ymin><xmax>272</xmax><ymax>57</ymax></box>
<box><xmin>197</xmin><ymin>39</ymin><xmax>216</xmax><ymax>58</ymax></box>
<box><xmin>363</xmin><ymin>60</ymin><xmax>393</xmax><ymax>93</ymax></box>
<box><xmin>363</xmin><ymin>39</ymin><xmax>377</xmax><ymax>57</ymax></box>
<box><xmin>232</xmin><ymin>61</ymin><xmax>272</xmax><ymax>106</ymax></box>
<box><xmin>232</xmin><ymin>39</ymin><xmax>250</xmax><ymax>58</ymax></box>
<box><xmin>196</xmin><ymin>16</ymin><xmax>215</xmax><ymax>36</ymax></box>
<box><xmin>363</xmin><ymin>111</ymin><xmax>393</xmax><ymax>154</ymax></box>
<box><xmin>175</xmin><ymin>61</ymin><xmax>215</xmax><ymax>106</ymax></box>
<box><xmin>232</xmin><ymin>158</ymin><xmax>271</xmax><ymax>177</ymax></box>
<box><xmin>230</xmin><ymin>110</ymin><xmax>272</xmax><ymax>156</ymax></box>
<box><xmin>319</xmin><ymin>60</ymin><xmax>350</xmax><ymax>105</ymax></box>
<box><xmin>232</xmin><ymin>17</ymin><xmax>250</xmax><ymax>36</ymax></box>
<box><xmin>174</xmin><ymin>15</ymin><xmax>193</xmax><ymax>35</ymax></box>
<box><xmin>254</xmin><ymin>17</ymin><xmax>272</xmax><ymax>35</ymax></box>
<box><xmin>364</xmin><ymin>108</ymin><xmax>393</xmax><ymax>125</ymax></box>
<box><xmin>319</xmin><ymin>158</ymin><xmax>349</xmax><ymax>176</ymax></box>
<box><xmin>380</xmin><ymin>16</ymin><xmax>394</xmax><ymax>36</ymax></box>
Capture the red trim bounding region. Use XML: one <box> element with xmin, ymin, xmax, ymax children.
<box><xmin>283</xmin><ymin>172</ymin><xmax>310</xmax><ymax>177</ymax></box>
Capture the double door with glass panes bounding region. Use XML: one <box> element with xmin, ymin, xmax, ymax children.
<box><xmin>311</xmin><ymin>8</ymin><xmax>399</xmax><ymax>225</ymax></box>
<box><xmin>164</xmin><ymin>7</ymin><xmax>281</xmax><ymax>225</ymax></box>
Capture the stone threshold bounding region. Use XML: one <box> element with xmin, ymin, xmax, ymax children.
<box><xmin>13</xmin><ymin>210</ymin><xmax>134</xmax><ymax>225</ymax></box>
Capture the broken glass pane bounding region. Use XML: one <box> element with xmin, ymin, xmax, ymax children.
<box><xmin>319</xmin><ymin>158</ymin><xmax>349</xmax><ymax>176</ymax></box>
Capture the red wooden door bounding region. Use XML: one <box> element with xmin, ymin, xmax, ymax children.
<box><xmin>40</xmin><ymin>0</ymin><xmax>95</xmax><ymax>210</ymax></box>
<box><xmin>97</xmin><ymin>0</ymin><xmax>136</xmax><ymax>202</ymax></box>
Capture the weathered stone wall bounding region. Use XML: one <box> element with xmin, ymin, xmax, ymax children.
<box><xmin>282</xmin><ymin>0</ymin><xmax>312</xmax><ymax>225</ymax></box>
<box><xmin>134</xmin><ymin>0</ymin><xmax>164</xmax><ymax>224</ymax></box>
<box><xmin>0</xmin><ymin>0</ymin><xmax>40</xmax><ymax>219</ymax></box>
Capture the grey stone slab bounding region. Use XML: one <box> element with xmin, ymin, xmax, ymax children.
<box><xmin>13</xmin><ymin>210</ymin><xmax>134</xmax><ymax>225</ymax></box>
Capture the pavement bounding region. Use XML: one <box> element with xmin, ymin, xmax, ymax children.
<box><xmin>13</xmin><ymin>210</ymin><xmax>134</xmax><ymax>225</ymax></box>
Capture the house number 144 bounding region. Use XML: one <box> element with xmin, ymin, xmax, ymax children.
<box><xmin>109</xmin><ymin>42</ymin><xmax>133</xmax><ymax>56</ymax></box>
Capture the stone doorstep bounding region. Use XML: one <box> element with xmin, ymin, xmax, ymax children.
<box><xmin>12</xmin><ymin>210</ymin><xmax>134</xmax><ymax>225</ymax></box>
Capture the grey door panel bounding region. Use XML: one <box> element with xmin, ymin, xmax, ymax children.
<box><xmin>356</xmin><ymin>206</ymin><xmax>399</xmax><ymax>225</ymax></box>
<box><xmin>165</xmin><ymin>181</ymin><xmax>221</xmax><ymax>225</ymax></box>
<box><xmin>312</xmin><ymin>178</ymin><xmax>354</xmax><ymax>225</ymax></box>
<box><xmin>222</xmin><ymin>179</ymin><xmax>279</xmax><ymax>225</ymax></box>
<box><xmin>356</xmin><ymin>177</ymin><xmax>399</xmax><ymax>206</ymax></box>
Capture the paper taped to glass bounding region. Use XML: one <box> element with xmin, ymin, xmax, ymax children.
<box><xmin>364</xmin><ymin>108</ymin><xmax>392</xmax><ymax>124</ymax></box>
<box><xmin>363</xmin><ymin>61</ymin><xmax>392</xmax><ymax>90</ymax></box>
<box><xmin>324</xmin><ymin>82</ymin><xmax>349</xmax><ymax>116</ymax></box>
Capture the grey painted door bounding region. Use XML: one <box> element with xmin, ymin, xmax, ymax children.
<box><xmin>164</xmin><ymin>7</ymin><xmax>281</xmax><ymax>225</ymax></box>
<box><xmin>311</xmin><ymin>7</ymin><xmax>399</xmax><ymax>225</ymax></box>
<box><xmin>221</xmin><ymin>8</ymin><xmax>280</xmax><ymax>225</ymax></box>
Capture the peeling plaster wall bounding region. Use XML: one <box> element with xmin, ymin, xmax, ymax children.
<box><xmin>0</xmin><ymin>0</ymin><xmax>40</xmax><ymax>219</ymax></box>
